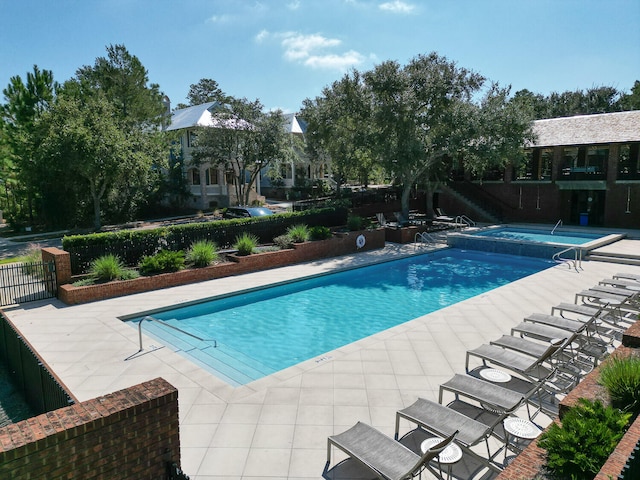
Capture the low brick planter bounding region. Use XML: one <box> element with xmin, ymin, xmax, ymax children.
<box><xmin>55</xmin><ymin>228</ymin><xmax>385</xmax><ymax>305</ymax></box>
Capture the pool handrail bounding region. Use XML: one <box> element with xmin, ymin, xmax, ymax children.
<box><xmin>455</xmin><ymin>215</ymin><xmax>475</xmax><ymax>228</ymax></box>
<box><xmin>414</xmin><ymin>231</ymin><xmax>436</xmax><ymax>248</ymax></box>
<box><xmin>552</xmin><ymin>246</ymin><xmax>583</xmax><ymax>270</ymax></box>
<box><xmin>551</xmin><ymin>219</ymin><xmax>563</xmax><ymax>235</ymax></box>
<box><xmin>137</xmin><ymin>315</ymin><xmax>217</xmax><ymax>354</ymax></box>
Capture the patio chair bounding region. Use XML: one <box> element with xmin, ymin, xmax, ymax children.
<box><xmin>465</xmin><ymin>338</ymin><xmax>575</xmax><ymax>393</ymax></box>
<box><xmin>395</xmin><ymin>397</ymin><xmax>523</xmax><ymax>473</ymax></box>
<box><xmin>326</xmin><ymin>421</ymin><xmax>457</xmax><ymax>480</ymax></box>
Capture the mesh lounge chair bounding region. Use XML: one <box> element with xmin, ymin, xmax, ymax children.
<box><xmin>326</xmin><ymin>421</ymin><xmax>457</xmax><ymax>480</ymax></box>
<box><xmin>466</xmin><ymin>367</ymin><xmax>561</xmax><ymax>420</ymax></box>
<box><xmin>439</xmin><ymin>373</ymin><xmax>555</xmax><ymax>422</ymax></box>
<box><xmin>395</xmin><ymin>397</ymin><xmax>522</xmax><ymax>473</ymax></box>
<box><xmin>465</xmin><ymin>338</ymin><xmax>574</xmax><ymax>393</ymax></box>
<box><xmin>613</xmin><ymin>272</ymin><xmax>640</xmax><ymax>282</ymax></box>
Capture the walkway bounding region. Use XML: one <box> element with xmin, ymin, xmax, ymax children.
<box><xmin>3</xmin><ymin>241</ymin><xmax>640</xmax><ymax>479</ymax></box>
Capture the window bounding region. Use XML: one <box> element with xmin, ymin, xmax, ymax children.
<box><xmin>209</xmin><ymin>168</ymin><xmax>220</xmax><ymax>185</ymax></box>
<box><xmin>619</xmin><ymin>143</ymin><xmax>640</xmax><ymax>180</ymax></box>
<box><xmin>187</xmin><ymin>130</ymin><xmax>198</xmax><ymax>148</ymax></box>
<box><xmin>189</xmin><ymin>168</ymin><xmax>200</xmax><ymax>185</ymax></box>
<box><xmin>586</xmin><ymin>146</ymin><xmax>608</xmax><ymax>175</ymax></box>
<box><xmin>561</xmin><ymin>146</ymin><xmax>607</xmax><ymax>179</ymax></box>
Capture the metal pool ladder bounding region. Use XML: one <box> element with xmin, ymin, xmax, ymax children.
<box><xmin>136</xmin><ymin>315</ymin><xmax>217</xmax><ymax>354</ymax></box>
<box><xmin>552</xmin><ymin>246</ymin><xmax>583</xmax><ymax>270</ymax></box>
<box><xmin>551</xmin><ymin>219</ymin><xmax>562</xmax><ymax>235</ymax></box>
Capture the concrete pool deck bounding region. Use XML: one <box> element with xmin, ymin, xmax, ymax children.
<box><xmin>4</xmin><ymin>241</ymin><xmax>640</xmax><ymax>479</ymax></box>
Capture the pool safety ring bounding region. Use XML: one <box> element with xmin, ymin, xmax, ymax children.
<box><xmin>356</xmin><ymin>234</ymin><xmax>366</xmax><ymax>249</ymax></box>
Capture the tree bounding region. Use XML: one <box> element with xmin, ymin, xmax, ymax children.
<box><xmin>191</xmin><ymin>98</ymin><xmax>290</xmax><ymax>206</ymax></box>
<box><xmin>302</xmin><ymin>52</ymin><xmax>535</xmax><ymax>219</ymax></box>
<box><xmin>185</xmin><ymin>78</ymin><xmax>229</xmax><ymax>106</ymax></box>
<box><xmin>620</xmin><ymin>80</ymin><xmax>640</xmax><ymax>110</ymax></box>
<box><xmin>37</xmin><ymin>85</ymin><xmax>131</xmax><ymax>230</ymax></box>
<box><xmin>301</xmin><ymin>70</ymin><xmax>374</xmax><ymax>191</ymax></box>
<box><xmin>363</xmin><ymin>53</ymin><xmax>486</xmax><ymax>219</ymax></box>
<box><xmin>75</xmin><ymin>45</ymin><xmax>169</xmax><ymax>222</ymax></box>
<box><xmin>0</xmin><ymin>65</ymin><xmax>56</xmax><ymax>224</ymax></box>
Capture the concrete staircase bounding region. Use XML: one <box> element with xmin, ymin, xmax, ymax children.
<box><xmin>585</xmin><ymin>239</ymin><xmax>640</xmax><ymax>266</ymax></box>
<box><xmin>442</xmin><ymin>185</ymin><xmax>503</xmax><ymax>224</ymax></box>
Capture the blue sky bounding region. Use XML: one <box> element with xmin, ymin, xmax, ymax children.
<box><xmin>1</xmin><ymin>0</ymin><xmax>639</xmax><ymax>113</ymax></box>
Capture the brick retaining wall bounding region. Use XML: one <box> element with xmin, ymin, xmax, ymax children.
<box><xmin>57</xmin><ymin>228</ymin><xmax>385</xmax><ymax>305</ymax></box>
<box><xmin>0</xmin><ymin>377</ymin><xmax>179</xmax><ymax>479</ymax></box>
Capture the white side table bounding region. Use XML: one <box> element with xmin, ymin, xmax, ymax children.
<box><xmin>503</xmin><ymin>417</ymin><xmax>541</xmax><ymax>465</ymax></box>
<box><xmin>479</xmin><ymin>368</ymin><xmax>512</xmax><ymax>383</ymax></box>
<box><xmin>421</xmin><ymin>436</ymin><xmax>463</xmax><ymax>480</ymax></box>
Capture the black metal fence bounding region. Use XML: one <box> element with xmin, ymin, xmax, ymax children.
<box><xmin>0</xmin><ymin>260</ymin><xmax>57</xmax><ymax>307</ymax></box>
<box><xmin>619</xmin><ymin>436</ymin><xmax>640</xmax><ymax>479</ymax></box>
<box><xmin>0</xmin><ymin>312</ymin><xmax>74</xmax><ymax>415</ymax></box>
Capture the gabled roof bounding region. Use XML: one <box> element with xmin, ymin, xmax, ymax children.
<box><xmin>166</xmin><ymin>101</ymin><xmax>252</xmax><ymax>131</ymax></box>
<box><xmin>284</xmin><ymin>113</ymin><xmax>307</xmax><ymax>134</ymax></box>
<box><xmin>530</xmin><ymin>110</ymin><xmax>640</xmax><ymax>147</ymax></box>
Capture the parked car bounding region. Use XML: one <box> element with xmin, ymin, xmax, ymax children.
<box><xmin>223</xmin><ymin>206</ymin><xmax>274</xmax><ymax>219</ymax></box>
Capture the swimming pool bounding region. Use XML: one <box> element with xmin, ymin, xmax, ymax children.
<box><xmin>128</xmin><ymin>249</ymin><xmax>552</xmax><ymax>386</ymax></box>
<box><xmin>475</xmin><ymin>227</ymin><xmax>602</xmax><ymax>245</ymax></box>
<box><xmin>448</xmin><ymin>226</ymin><xmax>624</xmax><ymax>259</ymax></box>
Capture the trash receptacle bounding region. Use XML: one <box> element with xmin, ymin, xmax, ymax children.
<box><xmin>579</xmin><ymin>212</ymin><xmax>589</xmax><ymax>226</ymax></box>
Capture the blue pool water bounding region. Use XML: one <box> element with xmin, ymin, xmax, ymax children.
<box><xmin>130</xmin><ymin>249</ymin><xmax>552</xmax><ymax>385</ymax></box>
<box><xmin>476</xmin><ymin>228</ymin><xmax>602</xmax><ymax>245</ymax></box>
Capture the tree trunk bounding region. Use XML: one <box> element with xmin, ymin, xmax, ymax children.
<box><xmin>90</xmin><ymin>183</ymin><xmax>101</xmax><ymax>230</ymax></box>
<box><xmin>400</xmin><ymin>183</ymin><xmax>412</xmax><ymax>225</ymax></box>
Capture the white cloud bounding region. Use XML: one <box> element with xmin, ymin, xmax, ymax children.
<box><xmin>304</xmin><ymin>50</ymin><xmax>365</xmax><ymax>70</ymax></box>
<box><xmin>281</xmin><ymin>33</ymin><xmax>342</xmax><ymax>61</ymax></box>
<box><xmin>255</xmin><ymin>29</ymin><xmax>270</xmax><ymax>43</ymax></box>
<box><xmin>287</xmin><ymin>0</ymin><xmax>301</xmax><ymax>10</ymax></box>
<box><xmin>207</xmin><ymin>14</ymin><xmax>233</xmax><ymax>23</ymax></box>
<box><xmin>379</xmin><ymin>0</ymin><xmax>415</xmax><ymax>14</ymax></box>
<box><xmin>258</xmin><ymin>31</ymin><xmax>365</xmax><ymax>71</ymax></box>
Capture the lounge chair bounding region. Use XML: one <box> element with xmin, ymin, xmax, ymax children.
<box><xmin>511</xmin><ymin>320</ymin><xmax>608</xmax><ymax>368</ymax></box>
<box><xmin>465</xmin><ymin>338</ymin><xmax>574</xmax><ymax>393</ymax></box>
<box><xmin>439</xmin><ymin>372</ymin><xmax>555</xmax><ymax>422</ymax></box>
<box><xmin>599</xmin><ymin>277</ymin><xmax>640</xmax><ymax>289</ymax></box>
<box><xmin>613</xmin><ymin>272</ymin><xmax>640</xmax><ymax>282</ymax></box>
<box><xmin>466</xmin><ymin>367</ymin><xmax>561</xmax><ymax>420</ymax></box>
<box><xmin>395</xmin><ymin>397</ymin><xmax>522</xmax><ymax>473</ymax></box>
<box><xmin>326</xmin><ymin>421</ymin><xmax>457</xmax><ymax>480</ymax></box>
<box><xmin>433</xmin><ymin>208</ymin><xmax>455</xmax><ymax>223</ymax></box>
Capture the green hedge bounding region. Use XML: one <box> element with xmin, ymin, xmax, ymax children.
<box><xmin>63</xmin><ymin>207</ymin><xmax>347</xmax><ymax>274</ymax></box>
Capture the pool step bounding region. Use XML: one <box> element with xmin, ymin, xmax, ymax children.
<box><xmin>141</xmin><ymin>320</ymin><xmax>273</xmax><ymax>385</ymax></box>
<box><xmin>586</xmin><ymin>253</ymin><xmax>640</xmax><ymax>266</ymax></box>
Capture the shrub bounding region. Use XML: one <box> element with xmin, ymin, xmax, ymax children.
<box><xmin>346</xmin><ymin>214</ymin><xmax>363</xmax><ymax>231</ymax></box>
<box><xmin>20</xmin><ymin>243</ymin><xmax>44</xmax><ymax>277</ymax></box>
<box><xmin>234</xmin><ymin>232</ymin><xmax>259</xmax><ymax>256</ymax></box>
<box><xmin>90</xmin><ymin>254</ymin><xmax>127</xmax><ymax>282</ymax></box>
<box><xmin>139</xmin><ymin>250</ymin><xmax>185</xmax><ymax>275</ymax></box>
<box><xmin>309</xmin><ymin>225</ymin><xmax>332</xmax><ymax>240</ymax></box>
<box><xmin>273</xmin><ymin>234</ymin><xmax>293</xmax><ymax>249</ymax></box>
<box><xmin>538</xmin><ymin>398</ymin><xmax>631</xmax><ymax>480</ymax></box>
<box><xmin>600</xmin><ymin>355</ymin><xmax>640</xmax><ymax>413</ymax></box>
<box><xmin>186</xmin><ymin>240</ymin><xmax>218</xmax><ymax>268</ymax></box>
<box><xmin>286</xmin><ymin>224</ymin><xmax>310</xmax><ymax>243</ymax></box>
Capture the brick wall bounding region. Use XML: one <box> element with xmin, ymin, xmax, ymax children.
<box><xmin>58</xmin><ymin>228</ymin><xmax>386</xmax><ymax>305</ymax></box>
<box><xmin>0</xmin><ymin>378</ymin><xmax>180</xmax><ymax>479</ymax></box>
